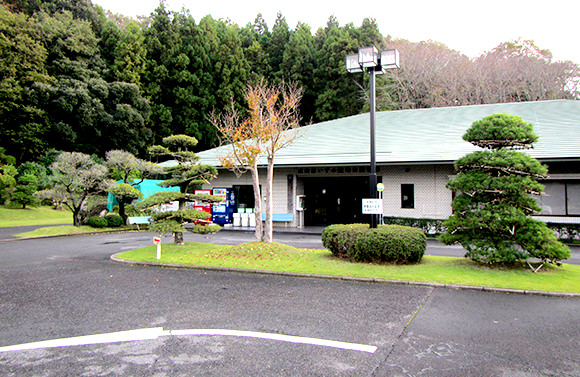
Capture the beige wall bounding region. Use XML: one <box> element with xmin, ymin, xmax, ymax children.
<box><xmin>380</xmin><ymin>164</ymin><xmax>454</xmax><ymax>219</ymax></box>
<box><xmin>204</xmin><ymin>164</ymin><xmax>455</xmax><ymax>226</ymax></box>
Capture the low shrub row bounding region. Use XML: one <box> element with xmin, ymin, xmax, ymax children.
<box><xmin>547</xmin><ymin>222</ymin><xmax>580</xmax><ymax>242</ymax></box>
<box><xmin>383</xmin><ymin>216</ymin><xmax>446</xmax><ymax>236</ymax></box>
<box><xmin>322</xmin><ymin>224</ymin><xmax>426</xmax><ymax>264</ymax></box>
<box><xmin>383</xmin><ymin>216</ymin><xmax>580</xmax><ymax>242</ymax></box>
<box><xmin>87</xmin><ymin>214</ymin><xmax>124</xmax><ymax>228</ymax></box>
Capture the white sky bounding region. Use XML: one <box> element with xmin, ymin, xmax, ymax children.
<box><xmin>92</xmin><ymin>0</ymin><xmax>580</xmax><ymax>64</ymax></box>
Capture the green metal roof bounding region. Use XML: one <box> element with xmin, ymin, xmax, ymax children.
<box><xmin>197</xmin><ymin>100</ymin><xmax>580</xmax><ymax>167</ymax></box>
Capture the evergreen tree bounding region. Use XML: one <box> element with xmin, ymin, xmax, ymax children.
<box><xmin>240</xmin><ymin>14</ymin><xmax>271</xmax><ymax>83</ymax></box>
<box><xmin>0</xmin><ymin>4</ymin><xmax>51</xmax><ymax>162</ymax></box>
<box><xmin>112</xmin><ymin>21</ymin><xmax>146</xmax><ymax>85</ymax></box>
<box><xmin>12</xmin><ymin>173</ymin><xmax>39</xmax><ymax>208</ymax></box>
<box><xmin>440</xmin><ymin>113</ymin><xmax>570</xmax><ymax>269</ymax></box>
<box><xmin>35</xmin><ymin>10</ymin><xmax>151</xmax><ymax>156</ymax></box>
<box><xmin>312</xmin><ymin>17</ymin><xmax>362</xmax><ymax>122</ymax></box>
<box><xmin>267</xmin><ymin>12</ymin><xmax>290</xmax><ymax>81</ymax></box>
<box><xmin>281</xmin><ymin>21</ymin><xmax>316</xmax><ymax>122</ymax></box>
<box><xmin>99</xmin><ymin>19</ymin><xmax>121</xmax><ymax>77</ymax></box>
<box><xmin>105</xmin><ymin>149</ymin><xmax>162</xmax><ymax>223</ymax></box>
<box><xmin>138</xmin><ymin>135</ymin><xmax>222</xmax><ymax>244</ymax></box>
<box><xmin>142</xmin><ymin>2</ymin><xmax>177</xmax><ymax>140</ymax></box>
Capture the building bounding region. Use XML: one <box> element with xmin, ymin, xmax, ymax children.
<box><xmin>197</xmin><ymin>100</ymin><xmax>580</xmax><ymax>228</ymax></box>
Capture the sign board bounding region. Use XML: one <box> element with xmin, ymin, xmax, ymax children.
<box><xmin>377</xmin><ymin>183</ymin><xmax>385</xmax><ymax>192</ymax></box>
<box><xmin>362</xmin><ymin>199</ymin><xmax>383</xmax><ymax>215</ymax></box>
<box><xmin>153</xmin><ymin>237</ymin><xmax>161</xmax><ymax>245</ymax></box>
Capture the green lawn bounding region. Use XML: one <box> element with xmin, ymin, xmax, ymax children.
<box><xmin>0</xmin><ymin>206</ymin><xmax>72</xmax><ymax>227</ymax></box>
<box><xmin>116</xmin><ymin>242</ymin><xmax>580</xmax><ymax>294</ymax></box>
<box><xmin>15</xmin><ymin>225</ymin><xmax>126</xmax><ymax>238</ymax></box>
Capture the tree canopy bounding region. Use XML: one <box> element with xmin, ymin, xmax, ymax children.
<box><xmin>138</xmin><ymin>134</ymin><xmax>222</xmax><ymax>244</ymax></box>
<box><xmin>439</xmin><ymin>113</ymin><xmax>570</xmax><ymax>268</ymax></box>
<box><xmin>2</xmin><ymin>1</ymin><xmax>578</xmax><ymax>165</ymax></box>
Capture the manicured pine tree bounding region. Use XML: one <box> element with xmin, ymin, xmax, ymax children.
<box><xmin>137</xmin><ymin>135</ymin><xmax>223</xmax><ymax>245</ymax></box>
<box><xmin>439</xmin><ymin>113</ymin><xmax>570</xmax><ymax>269</ymax></box>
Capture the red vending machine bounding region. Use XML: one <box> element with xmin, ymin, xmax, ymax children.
<box><xmin>194</xmin><ymin>189</ymin><xmax>212</xmax><ymax>224</ymax></box>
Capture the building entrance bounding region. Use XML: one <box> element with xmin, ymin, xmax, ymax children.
<box><xmin>302</xmin><ymin>176</ymin><xmax>375</xmax><ymax>226</ymax></box>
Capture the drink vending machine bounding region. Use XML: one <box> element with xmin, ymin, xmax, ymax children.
<box><xmin>211</xmin><ymin>188</ymin><xmax>235</xmax><ymax>224</ymax></box>
<box><xmin>193</xmin><ymin>189</ymin><xmax>212</xmax><ymax>224</ymax></box>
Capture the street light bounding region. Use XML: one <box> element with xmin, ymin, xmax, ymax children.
<box><xmin>346</xmin><ymin>47</ymin><xmax>400</xmax><ymax>228</ymax></box>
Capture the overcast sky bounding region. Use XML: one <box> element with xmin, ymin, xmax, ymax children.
<box><xmin>91</xmin><ymin>0</ymin><xmax>580</xmax><ymax>64</ymax></box>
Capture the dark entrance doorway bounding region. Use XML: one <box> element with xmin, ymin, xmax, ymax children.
<box><xmin>302</xmin><ymin>176</ymin><xmax>375</xmax><ymax>226</ymax></box>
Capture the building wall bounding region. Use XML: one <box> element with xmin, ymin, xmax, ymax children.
<box><xmin>380</xmin><ymin>164</ymin><xmax>454</xmax><ymax>219</ymax></box>
<box><xmin>202</xmin><ymin>168</ymin><xmax>298</xmax><ymax>227</ymax></box>
<box><xmin>205</xmin><ymin>164</ymin><xmax>455</xmax><ymax>227</ymax></box>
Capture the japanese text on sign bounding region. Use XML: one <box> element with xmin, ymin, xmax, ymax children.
<box><xmin>362</xmin><ymin>199</ymin><xmax>383</xmax><ymax>215</ymax></box>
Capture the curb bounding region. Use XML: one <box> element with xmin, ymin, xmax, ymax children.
<box><xmin>110</xmin><ymin>253</ymin><xmax>580</xmax><ymax>298</ymax></box>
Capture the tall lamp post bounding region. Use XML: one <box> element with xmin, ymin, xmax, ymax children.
<box><xmin>346</xmin><ymin>47</ymin><xmax>399</xmax><ymax>228</ymax></box>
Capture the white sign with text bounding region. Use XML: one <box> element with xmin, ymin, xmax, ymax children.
<box><xmin>362</xmin><ymin>199</ymin><xmax>383</xmax><ymax>215</ymax></box>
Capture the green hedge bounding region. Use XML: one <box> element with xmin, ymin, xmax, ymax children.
<box><xmin>383</xmin><ymin>216</ymin><xmax>580</xmax><ymax>242</ymax></box>
<box><xmin>547</xmin><ymin>222</ymin><xmax>580</xmax><ymax>242</ymax></box>
<box><xmin>104</xmin><ymin>213</ymin><xmax>124</xmax><ymax>227</ymax></box>
<box><xmin>322</xmin><ymin>224</ymin><xmax>426</xmax><ymax>264</ymax></box>
<box><xmin>87</xmin><ymin>216</ymin><xmax>108</xmax><ymax>228</ymax></box>
<box><xmin>321</xmin><ymin>224</ymin><xmax>368</xmax><ymax>258</ymax></box>
<box><xmin>383</xmin><ymin>216</ymin><xmax>446</xmax><ymax>235</ymax></box>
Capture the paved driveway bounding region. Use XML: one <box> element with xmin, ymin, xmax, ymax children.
<box><xmin>0</xmin><ymin>231</ymin><xmax>579</xmax><ymax>376</ymax></box>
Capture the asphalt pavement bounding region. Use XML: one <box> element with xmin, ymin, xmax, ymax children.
<box><xmin>0</xmin><ymin>228</ymin><xmax>579</xmax><ymax>376</ymax></box>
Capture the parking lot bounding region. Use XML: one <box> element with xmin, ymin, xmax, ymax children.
<box><xmin>0</xmin><ymin>231</ymin><xmax>579</xmax><ymax>376</ymax></box>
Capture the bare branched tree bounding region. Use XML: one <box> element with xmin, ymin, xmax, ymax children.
<box><xmin>376</xmin><ymin>38</ymin><xmax>579</xmax><ymax>110</ymax></box>
<box><xmin>212</xmin><ymin>79</ymin><xmax>303</xmax><ymax>243</ymax></box>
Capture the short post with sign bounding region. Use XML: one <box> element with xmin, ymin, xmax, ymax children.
<box><xmin>153</xmin><ymin>236</ymin><xmax>161</xmax><ymax>260</ymax></box>
<box><xmin>377</xmin><ymin>183</ymin><xmax>385</xmax><ymax>225</ymax></box>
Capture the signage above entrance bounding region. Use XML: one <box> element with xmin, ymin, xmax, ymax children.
<box><xmin>362</xmin><ymin>199</ymin><xmax>383</xmax><ymax>215</ymax></box>
<box><xmin>297</xmin><ymin>166</ymin><xmax>381</xmax><ymax>175</ymax></box>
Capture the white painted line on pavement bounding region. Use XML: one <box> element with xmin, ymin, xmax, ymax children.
<box><xmin>0</xmin><ymin>327</ymin><xmax>377</xmax><ymax>354</ymax></box>
<box><xmin>170</xmin><ymin>329</ymin><xmax>378</xmax><ymax>353</ymax></box>
<box><xmin>0</xmin><ymin>327</ymin><xmax>168</xmax><ymax>353</ymax></box>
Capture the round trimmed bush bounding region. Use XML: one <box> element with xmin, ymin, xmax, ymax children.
<box><xmin>322</xmin><ymin>224</ymin><xmax>368</xmax><ymax>258</ymax></box>
<box><xmin>353</xmin><ymin>225</ymin><xmax>426</xmax><ymax>263</ymax></box>
<box><xmin>104</xmin><ymin>213</ymin><xmax>124</xmax><ymax>227</ymax></box>
<box><xmin>322</xmin><ymin>224</ymin><xmax>427</xmax><ymax>263</ymax></box>
<box><xmin>87</xmin><ymin>216</ymin><xmax>108</xmax><ymax>228</ymax></box>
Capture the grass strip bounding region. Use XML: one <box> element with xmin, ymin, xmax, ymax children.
<box><xmin>116</xmin><ymin>241</ymin><xmax>580</xmax><ymax>294</ymax></box>
<box><xmin>0</xmin><ymin>206</ymin><xmax>71</xmax><ymax>227</ymax></box>
<box><xmin>15</xmin><ymin>225</ymin><xmax>126</xmax><ymax>238</ymax></box>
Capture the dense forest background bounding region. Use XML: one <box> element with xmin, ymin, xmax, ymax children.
<box><xmin>2</xmin><ymin>0</ymin><xmax>579</xmax><ymax>165</ymax></box>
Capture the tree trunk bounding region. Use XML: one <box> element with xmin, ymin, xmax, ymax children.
<box><xmin>119</xmin><ymin>202</ymin><xmax>127</xmax><ymax>224</ymax></box>
<box><xmin>250</xmin><ymin>166</ymin><xmax>263</xmax><ymax>242</ymax></box>
<box><xmin>264</xmin><ymin>157</ymin><xmax>275</xmax><ymax>243</ymax></box>
<box><xmin>73</xmin><ymin>208</ymin><xmax>82</xmax><ymax>227</ymax></box>
<box><xmin>174</xmin><ymin>231</ymin><xmax>184</xmax><ymax>245</ymax></box>
<box><xmin>72</xmin><ymin>198</ymin><xmax>86</xmax><ymax>227</ymax></box>
<box><xmin>174</xmin><ymin>199</ymin><xmax>186</xmax><ymax>245</ymax></box>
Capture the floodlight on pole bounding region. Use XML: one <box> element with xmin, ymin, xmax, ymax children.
<box><xmin>345</xmin><ymin>47</ymin><xmax>400</xmax><ymax>228</ymax></box>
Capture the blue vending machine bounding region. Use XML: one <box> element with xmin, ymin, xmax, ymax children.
<box><xmin>211</xmin><ymin>188</ymin><xmax>235</xmax><ymax>224</ymax></box>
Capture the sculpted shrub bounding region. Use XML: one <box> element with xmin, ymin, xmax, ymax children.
<box><xmin>322</xmin><ymin>224</ymin><xmax>426</xmax><ymax>263</ymax></box>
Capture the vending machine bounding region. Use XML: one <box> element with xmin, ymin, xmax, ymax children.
<box><xmin>194</xmin><ymin>189</ymin><xmax>212</xmax><ymax>224</ymax></box>
<box><xmin>211</xmin><ymin>188</ymin><xmax>235</xmax><ymax>224</ymax></box>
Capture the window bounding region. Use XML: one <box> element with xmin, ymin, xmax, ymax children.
<box><xmin>534</xmin><ymin>181</ymin><xmax>580</xmax><ymax>216</ymax></box>
<box><xmin>401</xmin><ymin>184</ymin><xmax>414</xmax><ymax>209</ymax></box>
